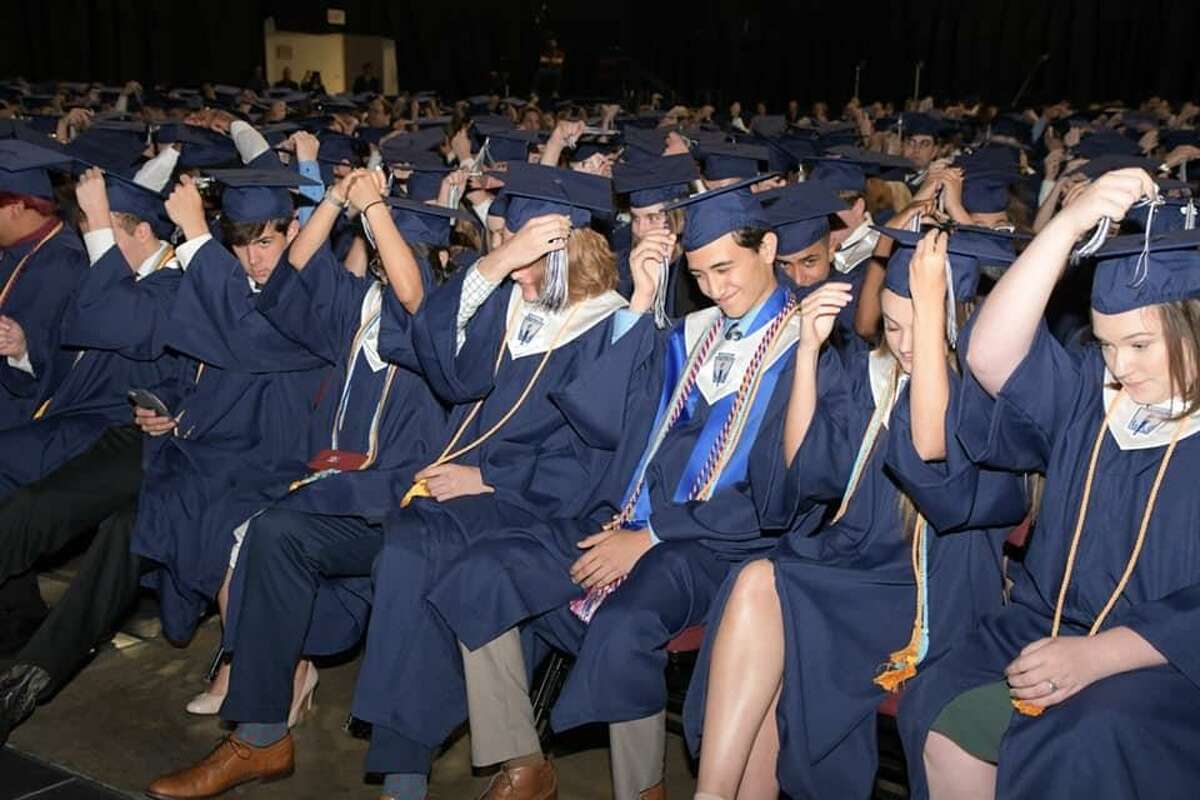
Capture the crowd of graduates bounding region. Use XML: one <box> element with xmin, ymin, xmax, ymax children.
<box><xmin>0</xmin><ymin>76</ymin><xmax>1199</xmax><ymax>800</ymax></box>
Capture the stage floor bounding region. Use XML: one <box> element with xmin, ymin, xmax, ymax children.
<box><xmin>5</xmin><ymin>609</ymin><xmax>699</xmax><ymax>799</ymax></box>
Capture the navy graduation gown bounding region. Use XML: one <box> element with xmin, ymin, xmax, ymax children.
<box><xmin>0</xmin><ymin>246</ymin><xmax>187</xmax><ymax>492</ymax></box>
<box><xmin>0</xmin><ymin>222</ymin><xmax>86</xmax><ymax>429</ymax></box>
<box><xmin>429</xmin><ymin>287</ymin><xmax>803</xmax><ymax>737</ymax></box>
<box><xmin>220</xmin><ymin>246</ymin><xmax>449</xmax><ymax>660</ymax></box>
<box><xmin>350</xmin><ymin>268</ymin><xmax>631</xmax><ymax>772</ymax></box>
<box><xmin>682</xmin><ymin>346</ymin><xmax>1025</xmax><ymax>800</ymax></box>
<box><xmin>132</xmin><ymin>238</ymin><xmax>332</xmax><ymax>643</ymax></box>
<box><xmin>898</xmin><ymin>323</ymin><xmax>1200</xmax><ymax>800</ymax></box>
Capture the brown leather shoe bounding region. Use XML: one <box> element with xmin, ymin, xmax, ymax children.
<box><xmin>477</xmin><ymin>758</ymin><xmax>558</xmax><ymax>800</ymax></box>
<box><xmin>145</xmin><ymin>734</ymin><xmax>294</xmax><ymax>799</ymax></box>
<box><xmin>639</xmin><ymin>783</ymin><xmax>665</xmax><ymax>800</ymax></box>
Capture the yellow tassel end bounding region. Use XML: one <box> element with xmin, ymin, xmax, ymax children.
<box><xmin>400</xmin><ymin>480</ymin><xmax>431</xmax><ymax>508</ymax></box>
<box><xmin>1011</xmin><ymin>698</ymin><xmax>1045</xmax><ymax>717</ymax></box>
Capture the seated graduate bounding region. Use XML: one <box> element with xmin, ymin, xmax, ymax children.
<box><xmin>0</xmin><ymin>158</ymin><xmax>190</xmax><ymax>743</ymax></box>
<box><xmin>901</xmin><ymin>169</ymin><xmax>1200</xmax><ymax>800</ymax></box>
<box><xmin>173</xmin><ymin>166</ymin><xmax>454</xmax><ymax>716</ymax></box>
<box><xmin>684</xmin><ymin>227</ymin><xmax>1027</xmax><ymax>800</ymax></box>
<box><xmin>0</xmin><ymin>159</ymin><xmax>186</xmax><ymax>490</ymax></box>
<box><xmin>128</xmin><ymin>167</ymin><xmax>334</xmax><ymax>655</ymax></box>
<box><xmin>425</xmin><ymin>177</ymin><xmax>804</xmax><ymax>800</ymax></box>
<box><xmin>0</xmin><ymin>141</ymin><xmax>88</xmax><ymax>428</ymax></box>
<box><xmin>759</xmin><ymin>180</ymin><xmax>848</xmax><ymax>295</ymax></box>
<box><xmin>345</xmin><ymin>164</ymin><xmax>633</xmax><ymax>800</ymax></box>
<box><xmin>611</xmin><ymin>154</ymin><xmax>701</xmax><ymax>320</ymax></box>
<box><xmin>143</xmin><ymin>169</ymin><xmax>460</xmax><ymax>798</ymax></box>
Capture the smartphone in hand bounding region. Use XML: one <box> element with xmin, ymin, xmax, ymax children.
<box><xmin>127</xmin><ymin>388</ymin><xmax>171</xmax><ymax>418</ymax></box>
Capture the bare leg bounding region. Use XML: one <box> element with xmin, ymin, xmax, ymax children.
<box><xmin>209</xmin><ymin>568</ymin><xmax>233</xmax><ymax>695</ymax></box>
<box><xmin>694</xmin><ymin>560</ymin><xmax>785</xmax><ymax>799</ymax></box>
<box><xmin>924</xmin><ymin>731</ymin><xmax>997</xmax><ymax>800</ymax></box>
<box><xmin>734</xmin><ymin>688</ymin><xmax>781</xmax><ymax>800</ymax></box>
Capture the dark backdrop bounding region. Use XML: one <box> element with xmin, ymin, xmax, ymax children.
<box><xmin>3</xmin><ymin>0</ymin><xmax>1198</xmax><ymax>108</ymax></box>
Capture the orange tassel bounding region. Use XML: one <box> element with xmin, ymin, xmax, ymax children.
<box><xmin>1011</xmin><ymin>699</ymin><xmax>1045</xmax><ymax>717</ymax></box>
<box><xmin>873</xmin><ymin>630</ymin><xmax>922</xmax><ymax>693</ymax></box>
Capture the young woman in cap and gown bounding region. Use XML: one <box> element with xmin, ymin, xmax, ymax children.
<box><xmin>685</xmin><ymin>225</ymin><xmax>1027</xmax><ymax>800</ymax></box>
<box><xmin>901</xmin><ymin>168</ymin><xmax>1200</xmax><ymax>800</ymax></box>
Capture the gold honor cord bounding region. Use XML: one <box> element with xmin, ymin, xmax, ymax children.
<box><xmin>1014</xmin><ymin>392</ymin><xmax>1184</xmax><ymax>717</ymax></box>
<box><xmin>399</xmin><ymin>301</ymin><xmax>583</xmax><ymax>508</ymax></box>
<box><xmin>0</xmin><ymin>221</ymin><xmax>63</xmax><ymax>309</ymax></box>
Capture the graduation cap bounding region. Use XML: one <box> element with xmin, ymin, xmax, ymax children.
<box><xmin>877</xmin><ymin>225</ymin><xmax>1021</xmax><ymax>306</ymax></box>
<box><xmin>479</xmin><ymin>126</ymin><xmax>542</xmax><ymax>163</ymax></box>
<box><xmin>1091</xmin><ymin>228</ymin><xmax>1200</xmax><ymax>314</ymax></box>
<box><xmin>663</xmin><ymin>173</ymin><xmax>775</xmax><ymax>251</ymax></box>
<box><xmin>1124</xmin><ymin>196</ymin><xmax>1199</xmax><ymax>235</ymax></box>
<box><xmin>619</xmin><ymin>127</ymin><xmax>672</xmax><ymax>163</ymax></box>
<box><xmin>900</xmin><ymin>113</ymin><xmax>943</xmax><ymax>140</ymax></box>
<box><xmin>962</xmin><ymin>168</ymin><xmax>1021</xmax><ymax>214</ymax></box>
<box><xmin>699</xmin><ymin>141</ymin><xmax>769</xmax><ymax>180</ymax></box>
<box><xmin>497</xmin><ymin>164</ymin><xmax>614</xmax><ymax>310</ymax></box>
<box><xmin>612</xmin><ymin>154</ymin><xmax>699</xmax><ymax>209</ymax></box>
<box><xmin>157</xmin><ymin>123</ymin><xmax>239</xmax><ymax>168</ymax></box>
<box><xmin>955</xmin><ymin>145</ymin><xmax>1020</xmax><ymax>173</ymax></box>
<box><xmin>989</xmin><ymin>115</ymin><xmax>1033</xmax><ymax>146</ymax></box>
<box><xmin>498</xmin><ymin>163</ymin><xmax>614</xmax><ymax>231</ymax></box>
<box><xmin>1069</xmin><ymin>154</ymin><xmax>1165</xmax><ymax>182</ymax></box>
<box><xmin>63</xmin><ymin>129</ymin><xmax>146</xmax><ymax>177</ymax></box>
<box><xmin>200</xmin><ymin>167</ymin><xmax>320</xmax><ymax>223</ymax></box>
<box><xmin>762</xmin><ymin>181</ymin><xmax>848</xmax><ymax>255</ymax></box>
<box><xmin>804</xmin><ymin>153</ymin><xmax>872</xmax><ymax>194</ymax></box>
<box><xmin>103</xmin><ymin>171</ymin><xmax>174</xmax><ymax>238</ymax></box>
<box><xmin>385</xmin><ymin>195</ymin><xmax>472</xmax><ymax>248</ymax></box>
<box><xmin>1074</xmin><ymin>131</ymin><xmax>1142</xmax><ymax>159</ymax></box>
<box><xmin>567</xmin><ymin>137</ymin><xmax>621</xmax><ymax>164</ymax></box>
<box><xmin>379</xmin><ymin>128</ymin><xmax>446</xmax><ymax>162</ymax></box>
<box><xmin>389</xmin><ymin>150</ymin><xmax>452</xmax><ymax>203</ymax></box>
<box><xmin>22</xmin><ymin>115</ymin><xmax>63</xmax><ymax>137</ymax></box>
<box><xmin>258</xmin><ymin>122</ymin><xmax>301</xmax><ymax>147</ymax></box>
<box><xmin>0</xmin><ymin>139</ymin><xmax>71</xmax><ymax>199</ymax></box>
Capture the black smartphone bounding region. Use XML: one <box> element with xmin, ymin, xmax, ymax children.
<box><xmin>127</xmin><ymin>388</ymin><xmax>171</xmax><ymax>417</ymax></box>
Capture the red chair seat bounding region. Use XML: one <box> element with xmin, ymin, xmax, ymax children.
<box><xmin>666</xmin><ymin>625</ymin><xmax>706</xmax><ymax>653</ymax></box>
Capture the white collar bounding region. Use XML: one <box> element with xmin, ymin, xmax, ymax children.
<box><xmin>834</xmin><ymin>213</ymin><xmax>879</xmax><ymax>274</ymax></box>
<box><xmin>358</xmin><ymin>283</ymin><xmax>388</xmax><ymax>373</ymax></box>
<box><xmin>134</xmin><ymin>241</ymin><xmax>179</xmax><ymax>280</ymax></box>
<box><xmin>504</xmin><ymin>285</ymin><xmax>627</xmax><ymax>360</ymax></box>
<box><xmin>685</xmin><ymin>305</ymin><xmax>800</xmax><ymax>405</ymax></box>
<box><xmin>867</xmin><ymin>348</ymin><xmax>907</xmax><ymax>428</ymax></box>
<box><xmin>1102</xmin><ymin>371</ymin><xmax>1200</xmax><ymax>450</ymax></box>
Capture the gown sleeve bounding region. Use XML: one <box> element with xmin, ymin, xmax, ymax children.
<box><xmin>165</xmin><ymin>238</ymin><xmax>332</xmax><ymax>373</ymax></box>
<box><xmin>1122</xmin><ymin>582</ymin><xmax>1200</xmax><ymax>690</ymax></box>
<box><xmin>955</xmin><ymin>320</ymin><xmax>1086</xmax><ymax>472</ymax></box>
<box><xmin>884</xmin><ymin>373</ymin><xmax>1028</xmax><ymax>533</ymax></box>
<box><xmin>58</xmin><ymin>247</ymin><xmax>182</xmax><ymax>359</ymax></box>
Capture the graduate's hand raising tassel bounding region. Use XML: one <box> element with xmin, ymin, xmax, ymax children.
<box><xmin>165</xmin><ymin>175</ymin><xmax>210</xmax><ymax>242</ymax></box>
<box><xmin>628</xmin><ymin>228</ymin><xmax>676</xmax><ymax>327</ymax></box>
<box><xmin>475</xmin><ymin>214</ymin><xmax>572</xmax><ymax>285</ymax></box>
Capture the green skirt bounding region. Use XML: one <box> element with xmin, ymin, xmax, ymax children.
<box><xmin>930</xmin><ymin>680</ymin><xmax>1014</xmax><ymax>764</ymax></box>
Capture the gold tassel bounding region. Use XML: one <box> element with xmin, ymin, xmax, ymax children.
<box><xmin>400</xmin><ymin>479</ymin><xmax>431</xmax><ymax>508</ymax></box>
<box><xmin>32</xmin><ymin>398</ymin><xmax>52</xmax><ymax>420</ymax></box>
<box><xmin>1011</xmin><ymin>699</ymin><xmax>1045</xmax><ymax>717</ymax></box>
<box><xmin>873</xmin><ymin>628</ymin><xmax>922</xmax><ymax>693</ymax></box>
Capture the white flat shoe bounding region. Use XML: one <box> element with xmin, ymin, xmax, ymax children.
<box><xmin>185</xmin><ymin>690</ymin><xmax>226</xmax><ymax>715</ymax></box>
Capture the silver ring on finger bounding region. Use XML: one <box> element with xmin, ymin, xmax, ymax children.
<box><xmin>1046</xmin><ymin>680</ymin><xmax>1057</xmax><ymax>693</ymax></box>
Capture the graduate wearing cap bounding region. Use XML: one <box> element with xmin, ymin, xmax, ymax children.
<box><xmin>327</xmin><ymin>164</ymin><xmax>636</xmax><ymax>800</ymax></box>
<box><xmin>901</xmin><ymin>113</ymin><xmax>946</xmax><ymax>189</ymax></box>
<box><xmin>901</xmin><ymin>169</ymin><xmax>1200</xmax><ymax>800</ymax></box>
<box><xmin>762</xmin><ymin>181</ymin><xmax>848</xmax><ymax>291</ymax></box>
<box><xmin>699</xmin><ymin>141</ymin><xmax>770</xmax><ymax>190</ymax></box>
<box><xmin>125</xmin><ymin>168</ymin><xmax>335</xmax><ymax>662</ymax></box>
<box><xmin>148</xmin><ymin>170</ymin><xmax>464</xmax><ymax>797</ymax></box>
<box><xmin>0</xmin><ymin>163</ymin><xmax>195</xmax><ymax>741</ymax></box>
<box><xmin>427</xmin><ymin>176</ymin><xmax>807</xmax><ymax>800</ymax></box>
<box><xmin>686</xmin><ymin>227</ymin><xmax>1024</xmax><ymax>800</ymax></box>
<box><xmin>805</xmin><ymin>152</ymin><xmax>886</xmax><ymax>275</ymax></box>
<box><xmin>0</xmin><ymin>140</ymin><xmax>89</xmax><ymax>430</ymax></box>
<box><xmin>612</xmin><ymin>154</ymin><xmax>702</xmax><ymax>318</ymax></box>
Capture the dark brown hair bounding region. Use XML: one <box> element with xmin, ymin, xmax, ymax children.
<box><xmin>220</xmin><ymin>217</ymin><xmax>291</xmax><ymax>247</ymax></box>
<box><xmin>1156</xmin><ymin>298</ymin><xmax>1200</xmax><ymax>418</ymax></box>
